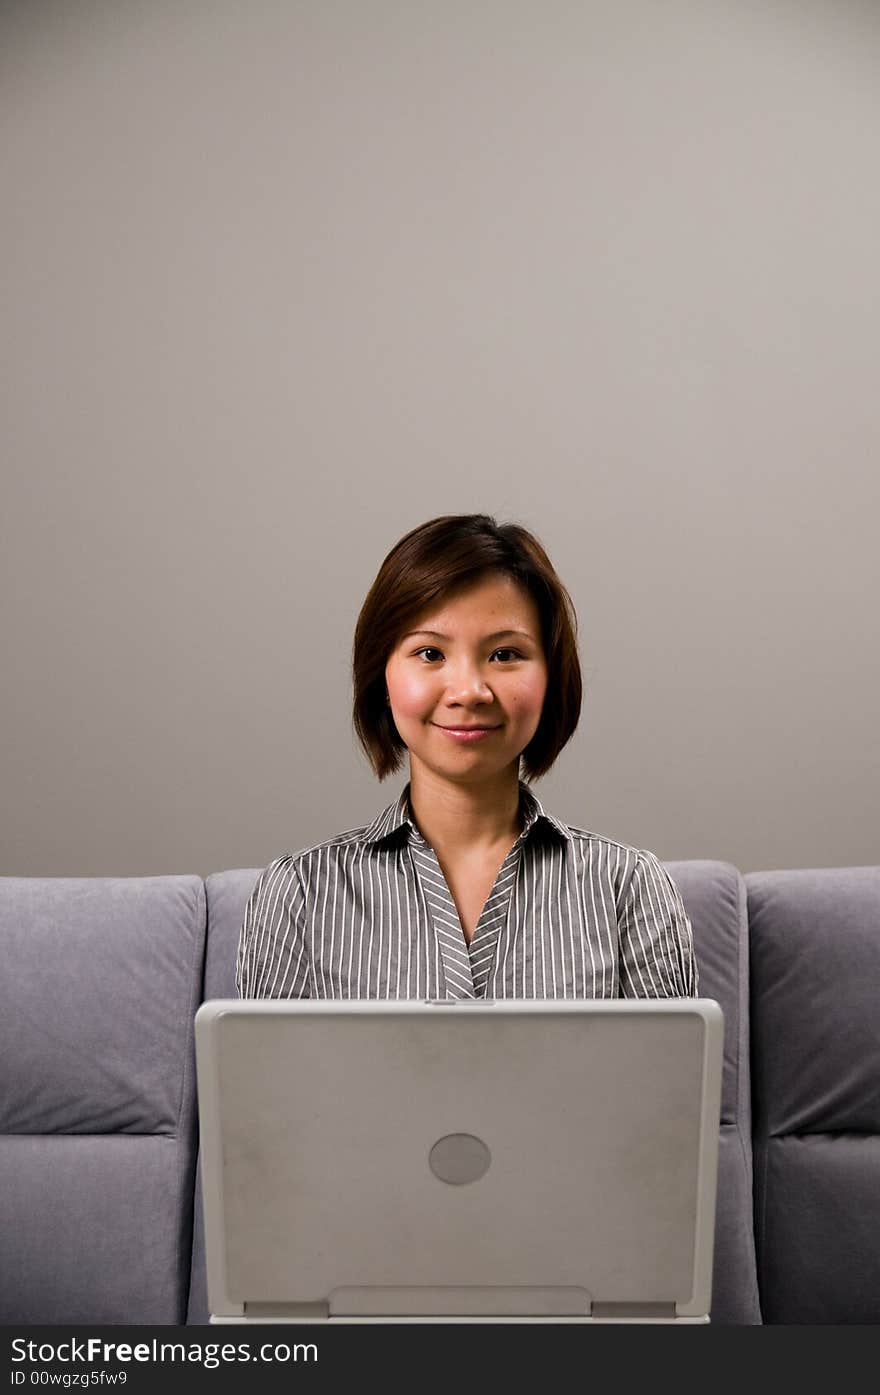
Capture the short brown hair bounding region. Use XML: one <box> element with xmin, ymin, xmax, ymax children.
<box><xmin>352</xmin><ymin>514</ymin><xmax>582</xmax><ymax>783</ymax></box>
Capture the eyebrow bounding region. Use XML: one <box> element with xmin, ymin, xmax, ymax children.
<box><xmin>402</xmin><ymin>629</ymin><xmax>535</xmax><ymax>643</ymax></box>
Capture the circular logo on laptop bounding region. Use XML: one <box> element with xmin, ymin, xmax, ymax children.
<box><xmin>428</xmin><ymin>1133</ymin><xmax>492</xmax><ymax>1185</ymax></box>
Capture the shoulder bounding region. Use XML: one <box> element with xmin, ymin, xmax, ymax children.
<box><xmin>253</xmin><ymin>819</ymin><xmax>381</xmax><ymax>885</ymax></box>
<box><xmin>547</xmin><ymin>818</ymin><xmax>645</xmax><ymax>869</ymax></box>
<box><xmin>552</xmin><ymin>816</ymin><xmax>675</xmax><ymax>872</ymax></box>
<box><xmin>542</xmin><ymin>820</ymin><xmax>679</xmax><ymax>907</ymax></box>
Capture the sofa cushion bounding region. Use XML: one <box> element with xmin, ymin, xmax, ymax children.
<box><xmin>0</xmin><ymin>876</ymin><xmax>205</xmax><ymax>1323</ymax></box>
<box><xmin>666</xmin><ymin>860</ymin><xmax>761</xmax><ymax>1325</ymax></box>
<box><xmin>748</xmin><ymin>865</ymin><xmax>880</xmax><ymax>1322</ymax></box>
<box><xmin>188</xmin><ymin>868</ymin><xmax>261</xmax><ymax>1324</ymax></box>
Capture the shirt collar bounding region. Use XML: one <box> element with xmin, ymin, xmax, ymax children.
<box><xmin>361</xmin><ymin>779</ymin><xmax>573</xmax><ymax>848</ymax></box>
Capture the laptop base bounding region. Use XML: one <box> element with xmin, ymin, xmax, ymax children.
<box><xmin>209</xmin><ymin>1292</ymin><xmax>707</xmax><ymax>1323</ymax></box>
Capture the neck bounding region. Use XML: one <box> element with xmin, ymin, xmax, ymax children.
<box><xmin>406</xmin><ymin>764</ymin><xmax>524</xmax><ymax>859</ymax></box>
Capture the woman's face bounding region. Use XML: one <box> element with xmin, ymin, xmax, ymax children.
<box><xmin>384</xmin><ymin>573</ymin><xmax>548</xmax><ymax>785</ymax></box>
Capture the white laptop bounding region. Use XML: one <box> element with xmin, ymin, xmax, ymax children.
<box><xmin>194</xmin><ymin>999</ymin><xmax>723</xmax><ymax>1323</ymax></box>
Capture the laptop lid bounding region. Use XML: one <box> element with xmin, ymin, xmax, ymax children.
<box><xmin>194</xmin><ymin>999</ymin><xmax>723</xmax><ymax>1322</ymax></box>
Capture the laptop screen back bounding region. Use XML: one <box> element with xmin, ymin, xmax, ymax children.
<box><xmin>195</xmin><ymin>999</ymin><xmax>723</xmax><ymax>1321</ymax></box>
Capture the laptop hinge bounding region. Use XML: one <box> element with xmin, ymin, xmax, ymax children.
<box><xmin>242</xmin><ymin>1297</ymin><xmax>679</xmax><ymax>1321</ymax></box>
<box><xmin>591</xmin><ymin>1301</ymin><xmax>678</xmax><ymax>1320</ymax></box>
<box><xmin>244</xmin><ymin>1301</ymin><xmax>330</xmax><ymax>1320</ymax></box>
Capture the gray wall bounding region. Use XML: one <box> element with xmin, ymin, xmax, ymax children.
<box><xmin>2</xmin><ymin>0</ymin><xmax>878</xmax><ymax>878</ymax></box>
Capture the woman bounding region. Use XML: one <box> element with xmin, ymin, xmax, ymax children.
<box><xmin>237</xmin><ymin>513</ymin><xmax>697</xmax><ymax>1000</ymax></box>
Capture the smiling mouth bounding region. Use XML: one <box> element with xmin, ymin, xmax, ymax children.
<box><xmin>434</xmin><ymin>724</ymin><xmax>500</xmax><ymax>732</ymax></box>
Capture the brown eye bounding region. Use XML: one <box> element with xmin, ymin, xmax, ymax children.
<box><xmin>413</xmin><ymin>647</ymin><xmax>522</xmax><ymax>663</ymax></box>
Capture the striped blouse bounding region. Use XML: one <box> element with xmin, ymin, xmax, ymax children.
<box><xmin>235</xmin><ymin>779</ymin><xmax>698</xmax><ymax>1001</ymax></box>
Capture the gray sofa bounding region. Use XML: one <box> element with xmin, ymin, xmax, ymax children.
<box><xmin>1</xmin><ymin>860</ymin><xmax>878</xmax><ymax>1325</ymax></box>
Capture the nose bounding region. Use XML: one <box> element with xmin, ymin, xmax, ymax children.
<box><xmin>444</xmin><ymin>669</ymin><xmax>495</xmax><ymax>703</ymax></box>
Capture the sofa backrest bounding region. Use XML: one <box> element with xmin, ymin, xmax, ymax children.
<box><xmin>0</xmin><ymin>875</ymin><xmax>205</xmax><ymax>1324</ymax></box>
<box><xmin>747</xmin><ymin>866</ymin><xmax>880</xmax><ymax>1323</ymax></box>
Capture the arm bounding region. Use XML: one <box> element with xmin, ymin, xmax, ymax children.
<box><xmin>235</xmin><ymin>856</ymin><xmax>311</xmax><ymax>999</ymax></box>
<box><xmin>617</xmin><ymin>850</ymin><xmax>699</xmax><ymax>998</ymax></box>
